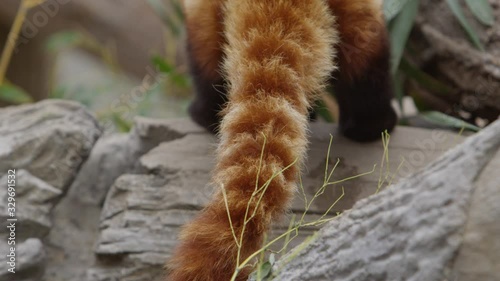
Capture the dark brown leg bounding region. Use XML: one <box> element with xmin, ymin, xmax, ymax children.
<box><xmin>186</xmin><ymin>42</ymin><xmax>227</xmax><ymax>134</ymax></box>
<box><xmin>328</xmin><ymin>0</ymin><xmax>397</xmax><ymax>142</ymax></box>
<box><xmin>184</xmin><ymin>0</ymin><xmax>226</xmax><ymax>133</ymax></box>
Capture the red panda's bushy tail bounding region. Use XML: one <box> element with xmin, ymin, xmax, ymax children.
<box><xmin>168</xmin><ymin>1</ymin><xmax>337</xmax><ymax>280</ymax></box>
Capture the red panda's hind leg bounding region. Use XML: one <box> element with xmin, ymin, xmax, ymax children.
<box><xmin>328</xmin><ymin>0</ymin><xmax>397</xmax><ymax>142</ymax></box>
<box><xmin>187</xmin><ymin>57</ymin><xmax>227</xmax><ymax>134</ymax></box>
<box><xmin>184</xmin><ymin>0</ymin><xmax>227</xmax><ymax>134</ymax></box>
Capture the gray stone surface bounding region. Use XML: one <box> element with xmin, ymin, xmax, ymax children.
<box><xmin>0</xmin><ymin>99</ymin><xmax>102</xmax><ymax>193</ymax></box>
<box><xmin>87</xmin><ymin>120</ymin><xmax>468</xmax><ymax>281</ymax></box>
<box><xmin>68</xmin><ymin>117</ymin><xmax>205</xmax><ymax>205</ymax></box>
<box><xmin>40</xmin><ymin>118</ymin><xmax>205</xmax><ymax>281</ymax></box>
<box><xmin>272</xmin><ymin>120</ymin><xmax>500</xmax><ymax>281</ymax></box>
<box><xmin>87</xmin><ymin>167</ymin><xmax>212</xmax><ymax>280</ymax></box>
<box><xmin>453</xmin><ymin>148</ymin><xmax>500</xmax><ymax>281</ymax></box>
<box><xmin>139</xmin><ymin>133</ymin><xmax>216</xmax><ymax>175</ymax></box>
<box><xmin>0</xmin><ymin>170</ymin><xmax>61</xmax><ymax>239</ymax></box>
<box><xmin>3</xmin><ymin>99</ymin><xmax>494</xmax><ymax>281</ymax></box>
<box><xmin>140</xmin><ymin>123</ymin><xmax>465</xmax><ymax>212</ymax></box>
<box><xmin>414</xmin><ymin>0</ymin><xmax>500</xmax><ymax>116</ymax></box>
<box><xmin>0</xmin><ymin>100</ymin><xmax>101</xmax><ymax>281</ymax></box>
<box><xmin>0</xmin><ymin>238</ymin><xmax>46</xmax><ymax>281</ymax></box>
<box><xmin>42</xmin><ymin>195</ymin><xmax>101</xmax><ymax>281</ymax></box>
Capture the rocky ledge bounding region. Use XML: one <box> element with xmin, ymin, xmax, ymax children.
<box><xmin>0</xmin><ymin>99</ymin><xmax>498</xmax><ymax>281</ymax></box>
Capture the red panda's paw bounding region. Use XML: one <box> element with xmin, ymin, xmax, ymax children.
<box><xmin>332</xmin><ymin>32</ymin><xmax>397</xmax><ymax>142</ymax></box>
<box><xmin>339</xmin><ymin>102</ymin><xmax>397</xmax><ymax>142</ymax></box>
<box><xmin>333</xmin><ymin>67</ymin><xmax>398</xmax><ymax>142</ymax></box>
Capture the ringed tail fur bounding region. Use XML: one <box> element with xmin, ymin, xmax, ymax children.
<box><xmin>168</xmin><ymin>0</ymin><xmax>338</xmax><ymax>280</ymax></box>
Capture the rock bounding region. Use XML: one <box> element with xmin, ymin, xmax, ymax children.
<box><xmin>411</xmin><ymin>0</ymin><xmax>500</xmax><ymax>121</ymax></box>
<box><xmin>43</xmin><ymin>195</ymin><xmax>102</xmax><ymax>281</ymax></box>
<box><xmin>0</xmin><ymin>99</ymin><xmax>102</xmax><ymax>193</ymax></box>
<box><xmin>45</xmin><ymin>118</ymin><xmax>205</xmax><ymax>281</ymax></box>
<box><xmin>452</xmin><ymin>147</ymin><xmax>500</xmax><ymax>280</ymax></box>
<box><xmin>0</xmin><ymin>170</ymin><xmax>61</xmax><ymax>239</ymax></box>
<box><xmin>0</xmin><ymin>100</ymin><xmax>101</xmax><ymax>281</ymax></box>
<box><xmin>87</xmin><ymin>173</ymin><xmax>212</xmax><ymax>281</ymax></box>
<box><xmin>139</xmin><ymin>133</ymin><xmax>216</xmax><ymax>175</ymax></box>
<box><xmin>140</xmin><ymin>123</ymin><xmax>465</xmax><ymax>212</ymax></box>
<box><xmin>88</xmin><ymin>120</ymin><xmax>466</xmax><ymax>281</ymax></box>
<box><xmin>272</xmin><ymin>120</ymin><xmax>500</xmax><ymax>281</ymax></box>
<box><xmin>68</xmin><ymin>117</ymin><xmax>205</xmax><ymax>205</ymax></box>
<box><xmin>0</xmin><ymin>238</ymin><xmax>46</xmax><ymax>281</ymax></box>
<box><xmin>1</xmin><ymin>98</ymin><xmax>478</xmax><ymax>281</ymax></box>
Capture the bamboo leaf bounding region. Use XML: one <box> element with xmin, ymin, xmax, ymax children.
<box><xmin>0</xmin><ymin>83</ymin><xmax>33</xmax><ymax>104</ymax></box>
<box><xmin>421</xmin><ymin>111</ymin><xmax>480</xmax><ymax>132</ymax></box>
<box><xmin>383</xmin><ymin>0</ymin><xmax>412</xmax><ymax>21</ymax></box>
<box><xmin>172</xmin><ymin>0</ymin><xmax>185</xmax><ymax>21</ymax></box>
<box><xmin>465</xmin><ymin>0</ymin><xmax>494</xmax><ymax>26</ymax></box>
<box><xmin>389</xmin><ymin>0</ymin><xmax>420</xmax><ymax>74</ymax></box>
<box><xmin>151</xmin><ymin>55</ymin><xmax>174</xmax><ymax>73</ymax></box>
<box><xmin>111</xmin><ymin>113</ymin><xmax>133</xmax><ymax>132</ymax></box>
<box><xmin>147</xmin><ymin>0</ymin><xmax>181</xmax><ymax>36</ymax></box>
<box><xmin>446</xmin><ymin>0</ymin><xmax>485</xmax><ymax>51</ymax></box>
<box><xmin>249</xmin><ymin>262</ymin><xmax>273</xmax><ymax>281</ymax></box>
<box><xmin>399</xmin><ymin>58</ymin><xmax>454</xmax><ymax>96</ymax></box>
<box><xmin>151</xmin><ymin>55</ymin><xmax>190</xmax><ymax>88</ymax></box>
<box><xmin>170</xmin><ymin>73</ymin><xmax>191</xmax><ymax>89</ymax></box>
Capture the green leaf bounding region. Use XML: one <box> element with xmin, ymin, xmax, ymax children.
<box><xmin>0</xmin><ymin>83</ymin><xmax>33</xmax><ymax>104</ymax></box>
<box><xmin>465</xmin><ymin>0</ymin><xmax>494</xmax><ymax>26</ymax></box>
<box><xmin>49</xmin><ymin>87</ymin><xmax>66</xmax><ymax>99</ymax></box>
<box><xmin>172</xmin><ymin>0</ymin><xmax>185</xmax><ymax>22</ymax></box>
<box><xmin>259</xmin><ymin>262</ymin><xmax>272</xmax><ymax>278</ymax></box>
<box><xmin>409</xmin><ymin>88</ymin><xmax>434</xmax><ymax>112</ymax></box>
<box><xmin>151</xmin><ymin>55</ymin><xmax>191</xmax><ymax>88</ymax></box>
<box><xmin>315</xmin><ymin>99</ymin><xmax>334</xmax><ymax>123</ymax></box>
<box><xmin>421</xmin><ymin>111</ymin><xmax>480</xmax><ymax>132</ymax></box>
<box><xmin>399</xmin><ymin>58</ymin><xmax>454</xmax><ymax>96</ymax></box>
<box><xmin>111</xmin><ymin>113</ymin><xmax>133</xmax><ymax>132</ymax></box>
<box><xmin>383</xmin><ymin>0</ymin><xmax>412</xmax><ymax>21</ymax></box>
<box><xmin>249</xmin><ymin>261</ymin><xmax>273</xmax><ymax>281</ymax></box>
<box><xmin>147</xmin><ymin>0</ymin><xmax>182</xmax><ymax>36</ymax></box>
<box><xmin>45</xmin><ymin>31</ymin><xmax>84</xmax><ymax>52</ymax></box>
<box><xmin>389</xmin><ymin>0</ymin><xmax>419</xmax><ymax>74</ymax></box>
<box><xmin>446</xmin><ymin>0</ymin><xmax>485</xmax><ymax>51</ymax></box>
<box><xmin>151</xmin><ymin>55</ymin><xmax>174</xmax><ymax>74</ymax></box>
<box><xmin>170</xmin><ymin>73</ymin><xmax>191</xmax><ymax>89</ymax></box>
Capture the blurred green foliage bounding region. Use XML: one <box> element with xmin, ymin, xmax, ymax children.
<box><xmin>0</xmin><ymin>82</ymin><xmax>34</xmax><ymax>104</ymax></box>
<box><xmin>0</xmin><ymin>0</ymin><xmax>494</xmax><ymax>132</ymax></box>
<box><xmin>386</xmin><ymin>0</ymin><xmax>493</xmax><ymax>130</ymax></box>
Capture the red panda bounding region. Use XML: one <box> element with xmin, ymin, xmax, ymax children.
<box><xmin>168</xmin><ymin>0</ymin><xmax>397</xmax><ymax>280</ymax></box>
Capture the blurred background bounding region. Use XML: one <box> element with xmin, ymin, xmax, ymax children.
<box><xmin>0</xmin><ymin>0</ymin><xmax>191</xmax><ymax>133</ymax></box>
<box><xmin>0</xmin><ymin>0</ymin><xmax>499</xmax><ymax>133</ymax></box>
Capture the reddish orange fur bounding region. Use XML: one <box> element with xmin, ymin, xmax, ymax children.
<box><xmin>183</xmin><ymin>0</ymin><xmax>225</xmax><ymax>80</ymax></box>
<box><xmin>168</xmin><ymin>1</ymin><xmax>388</xmax><ymax>280</ymax></box>
<box><xmin>328</xmin><ymin>0</ymin><xmax>388</xmax><ymax>81</ymax></box>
